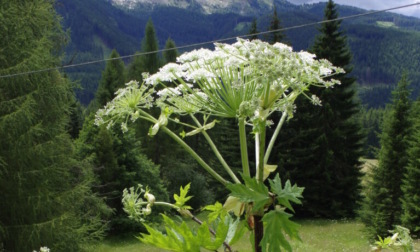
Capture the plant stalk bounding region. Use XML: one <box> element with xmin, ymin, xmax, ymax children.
<box><xmin>190</xmin><ymin>115</ymin><xmax>241</xmax><ymax>184</ymax></box>
<box><xmin>238</xmin><ymin>117</ymin><xmax>250</xmax><ymax>177</ymax></box>
<box><xmin>137</xmin><ymin>110</ymin><xmax>227</xmax><ymax>185</ymax></box>
<box><xmin>264</xmin><ymin>111</ymin><xmax>287</xmax><ymax>164</ymax></box>
<box><xmin>257</xmin><ymin>125</ymin><xmax>266</xmax><ymax>182</ymax></box>
<box><xmin>160</xmin><ymin>126</ymin><xmax>228</xmax><ymax>186</ymax></box>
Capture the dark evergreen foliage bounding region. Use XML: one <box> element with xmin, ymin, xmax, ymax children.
<box><xmin>0</xmin><ymin>1</ymin><xmax>106</xmax><ymax>250</ymax></box>
<box><xmin>77</xmin><ymin>46</ymin><xmax>167</xmax><ymax>233</ymax></box>
<box><xmin>163</xmin><ymin>37</ymin><xmax>178</xmax><ymax>64</ymax></box>
<box><xmin>95</xmin><ymin>49</ymin><xmax>126</xmax><ymax>108</ymax></box>
<box><xmin>249</xmin><ymin>18</ymin><xmax>259</xmax><ymax>41</ymax></box>
<box><xmin>400</xmin><ymin>97</ymin><xmax>420</xmax><ymax>236</ymax></box>
<box><xmin>267</xmin><ymin>6</ymin><xmax>285</xmax><ymax>44</ymax></box>
<box><xmin>276</xmin><ymin>0</ymin><xmax>363</xmax><ymax>218</ymax></box>
<box><xmin>128</xmin><ymin>19</ymin><xmax>160</xmax><ymax>82</ymax></box>
<box><xmin>361</xmin><ymin>74</ymin><xmax>412</xmax><ymax>238</ymax></box>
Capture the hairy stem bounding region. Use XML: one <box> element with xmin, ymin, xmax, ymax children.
<box><xmin>264</xmin><ymin>111</ymin><xmax>287</xmax><ymax>164</ymax></box>
<box><xmin>256</xmin><ymin>125</ymin><xmax>266</xmax><ymax>182</ymax></box>
<box><xmin>161</xmin><ymin>126</ymin><xmax>228</xmax><ymax>186</ymax></box>
<box><xmin>137</xmin><ymin>110</ymin><xmax>227</xmax><ymax>185</ymax></box>
<box><xmin>190</xmin><ymin>115</ymin><xmax>241</xmax><ymax>184</ymax></box>
<box><xmin>239</xmin><ymin>117</ymin><xmax>250</xmax><ymax>177</ymax></box>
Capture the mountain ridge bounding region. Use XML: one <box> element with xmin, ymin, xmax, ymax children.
<box><xmin>57</xmin><ymin>0</ymin><xmax>420</xmax><ymax>106</ymax></box>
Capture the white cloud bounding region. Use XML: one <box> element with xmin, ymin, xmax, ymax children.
<box><xmin>288</xmin><ymin>0</ymin><xmax>420</xmax><ymax>18</ymax></box>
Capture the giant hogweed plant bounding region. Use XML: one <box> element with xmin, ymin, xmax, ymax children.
<box><xmin>95</xmin><ymin>38</ymin><xmax>343</xmax><ymax>252</ymax></box>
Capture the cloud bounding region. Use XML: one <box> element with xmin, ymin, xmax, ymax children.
<box><xmin>287</xmin><ymin>0</ymin><xmax>420</xmax><ymax>18</ymax></box>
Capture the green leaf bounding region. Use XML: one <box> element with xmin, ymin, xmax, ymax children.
<box><xmin>225</xmin><ymin>217</ymin><xmax>247</xmax><ymax>246</ymax></box>
<box><xmin>260</xmin><ymin>209</ymin><xmax>301</xmax><ymax>252</ymax></box>
<box><xmin>203</xmin><ymin>202</ymin><xmax>225</xmax><ymax>223</ymax></box>
<box><xmin>269</xmin><ymin>174</ymin><xmax>304</xmax><ymax>212</ymax></box>
<box><xmin>174</xmin><ymin>183</ymin><xmax>193</xmax><ymax>209</ymax></box>
<box><xmin>226</xmin><ymin>175</ymin><xmax>270</xmax><ymax>211</ymax></box>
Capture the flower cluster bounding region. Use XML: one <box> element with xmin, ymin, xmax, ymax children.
<box><xmin>95</xmin><ymin>38</ymin><xmax>343</xmax><ymax>133</ymax></box>
<box><xmin>122</xmin><ymin>185</ymin><xmax>156</xmax><ymax>222</ymax></box>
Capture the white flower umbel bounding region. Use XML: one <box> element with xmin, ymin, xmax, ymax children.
<box><xmin>96</xmin><ymin>38</ymin><xmax>344</xmax><ymax>184</ymax></box>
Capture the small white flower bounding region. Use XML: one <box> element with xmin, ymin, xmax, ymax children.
<box><xmin>157</xmin><ymin>87</ymin><xmax>181</xmax><ymax>97</ymax></box>
<box><xmin>186</xmin><ymin>69</ymin><xmax>215</xmax><ymax>82</ymax></box>
<box><xmin>273</xmin><ymin>42</ymin><xmax>292</xmax><ymax>52</ymax></box>
<box><xmin>311</xmin><ymin>94</ymin><xmax>322</xmax><ymax>106</ymax></box>
<box><xmin>298</xmin><ymin>51</ymin><xmax>316</xmax><ymax>64</ymax></box>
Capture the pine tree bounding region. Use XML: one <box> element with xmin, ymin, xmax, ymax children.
<box><xmin>163</xmin><ymin>37</ymin><xmax>178</xmax><ymax>64</ymax></box>
<box><xmin>400</xmin><ymin>97</ymin><xmax>420</xmax><ymax>236</ymax></box>
<box><xmin>276</xmin><ymin>0</ymin><xmax>363</xmax><ymax>218</ymax></box>
<box><xmin>0</xmin><ymin>1</ymin><xmax>106</xmax><ymax>250</ymax></box>
<box><xmin>95</xmin><ymin>49</ymin><xmax>126</xmax><ymax>108</ymax></box>
<box><xmin>361</xmin><ymin>74</ymin><xmax>412</xmax><ymax>238</ymax></box>
<box><xmin>249</xmin><ymin>18</ymin><xmax>259</xmax><ymax>41</ymax></box>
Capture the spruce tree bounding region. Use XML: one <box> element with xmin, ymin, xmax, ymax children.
<box><xmin>267</xmin><ymin>6</ymin><xmax>285</xmax><ymax>44</ymax></box>
<box><xmin>128</xmin><ymin>19</ymin><xmax>160</xmax><ymax>81</ymax></box>
<box><xmin>78</xmin><ymin>50</ymin><xmax>168</xmax><ymax>233</ymax></box>
<box><xmin>361</xmin><ymin>74</ymin><xmax>412</xmax><ymax>238</ymax></box>
<box><xmin>249</xmin><ymin>18</ymin><xmax>259</xmax><ymax>41</ymax></box>
<box><xmin>276</xmin><ymin>0</ymin><xmax>363</xmax><ymax>218</ymax></box>
<box><xmin>163</xmin><ymin>37</ymin><xmax>178</xmax><ymax>64</ymax></box>
<box><xmin>400</xmin><ymin>97</ymin><xmax>420</xmax><ymax>235</ymax></box>
<box><xmin>0</xmin><ymin>1</ymin><xmax>106</xmax><ymax>250</ymax></box>
<box><xmin>95</xmin><ymin>49</ymin><xmax>126</xmax><ymax>108</ymax></box>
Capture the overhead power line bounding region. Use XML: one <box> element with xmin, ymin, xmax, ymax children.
<box><xmin>0</xmin><ymin>2</ymin><xmax>419</xmax><ymax>79</ymax></box>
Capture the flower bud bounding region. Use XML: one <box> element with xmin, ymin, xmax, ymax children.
<box><xmin>143</xmin><ymin>205</ymin><xmax>152</xmax><ymax>216</ymax></box>
<box><xmin>144</xmin><ymin>192</ymin><xmax>155</xmax><ymax>205</ymax></box>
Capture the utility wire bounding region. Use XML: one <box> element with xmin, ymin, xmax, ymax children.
<box><xmin>1</xmin><ymin>2</ymin><xmax>419</xmax><ymax>79</ymax></box>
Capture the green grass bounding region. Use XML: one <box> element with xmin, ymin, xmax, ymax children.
<box><xmin>84</xmin><ymin>218</ymin><xmax>420</xmax><ymax>252</ymax></box>
<box><xmin>376</xmin><ymin>21</ymin><xmax>398</xmax><ymax>28</ymax></box>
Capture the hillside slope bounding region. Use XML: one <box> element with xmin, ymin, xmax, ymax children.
<box><xmin>57</xmin><ymin>0</ymin><xmax>420</xmax><ymax>106</ymax></box>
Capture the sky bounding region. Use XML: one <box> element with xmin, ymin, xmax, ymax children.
<box><xmin>288</xmin><ymin>0</ymin><xmax>420</xmax><ymax>18</ymax></box>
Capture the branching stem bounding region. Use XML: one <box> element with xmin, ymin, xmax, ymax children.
<box><xmin>190</xmin><ymin>115</ymin><xmax>241</xmax><ymax>184</ymax></box>
<box><xmin>264</xmin><ymin>111</ymin><xmax>287</xmax><ymax>164</ymax></box>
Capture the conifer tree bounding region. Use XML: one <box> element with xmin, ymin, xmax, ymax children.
<box><xmin>249</xmin><ymin>18</ymin><xmax>259</xmax><ymax>41</ymax></box>
<box><xmin>78</xmin><ymin>48</ymin><xmax>167</xmax><ymax>233</ymax></box>
<box><xmin>276</xmin><ymin>0</ymin><xmax>363</xmax><ymax>218</ymax></box>
<box><xmin>128</xmin><ymin>19</ymin><xmax>160</xmax><ymax>81</ymax></box>
<box><xmin>267</xmin><ymin>6</ymin><xmax>285</xmax><ymax>44</ymax></box>
<box><xmin>401</xmin><ymin>96</ymin><xmax>420</xmax><ymax>236</ymax></box>
<box><xmin>361</xmin><ymin>74</ymin><xmax>412</xmax><ymax>238</ymax></box>
<box><xmin>0</xmin><ymin>1</ymin><xmax>106</xmax><ymax>250</ymax></box>
<box><xmin>96</xmin><ymin>49</ymin><xmax>126</xmax><ymax>108</ymax></box>
<box><xmin>163</xmin><ymin>37</ymin><xmax>178</xmax><ymax>64</ymax></box>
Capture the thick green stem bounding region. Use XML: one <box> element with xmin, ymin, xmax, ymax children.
<box><xmin>256</xmin><ymin>125</ymin><xmax>266</xmax><ymax>182</ymax></box>
<box><xmin>264</xmin><ymin>112</ymin><xmax>287</xmax><ymax>164</ymax></box>
<box><xmin>137</xmin><ymin>109</ymin><xmax>227</xmax><ymax>185</ymax></box>
<box><xmin>190</xmin><ymin>115</ymin><xmax>241</xmax><ymax>184</ymax></box>
<box><xmin>160</xmin><ymin>126</ymin><xmax>228</xmax><ymax>186</ymax></box>
<box><xmin>238</xmin><ymin>118</ymin><xmax>250</xmax><ymax>177</ymax></box>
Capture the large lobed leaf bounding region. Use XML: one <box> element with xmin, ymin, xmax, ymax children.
<box><xmin>226</xmin><ymin>175</ymin><xmax>270</xmax><ymax>212</ymax></box>
<box><xmin>269</xmin><ymin>174</ymin><xmax>304</xmax><ymax>212</ymax></box>
<box><xmin>260</xmin><ymin>210</ymin><xmax>301</xmax><ymax>252</ymax></box>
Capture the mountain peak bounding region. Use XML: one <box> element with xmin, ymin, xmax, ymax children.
<box><xmin>110</xmin><ymin>0</ymin><xmax>282</xmax><ymax>15</ymax></box>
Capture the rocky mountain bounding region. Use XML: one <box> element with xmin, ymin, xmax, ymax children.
<box><xmin>109</xmin><ymin>0</ymin><xmax>289</xmax><ymax>15</ymax></box>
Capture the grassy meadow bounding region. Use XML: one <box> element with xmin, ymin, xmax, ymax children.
<box><xmin>86</xmin><ymin>218</ymin><xmax>419</xmax><ymax>252</ymax></box>
<box><xmin>85</xmin><ymin>160</ymin><xmax>420</xmax><ymax>252</ymax></box>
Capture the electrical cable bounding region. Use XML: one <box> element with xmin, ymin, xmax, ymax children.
<box><xmin>0</xmin><ymin>2</ymin><xmax>419</xmax><ymax>79</ymax></box>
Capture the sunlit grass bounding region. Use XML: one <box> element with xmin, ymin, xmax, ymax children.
<box><xmin>84</xmin><ymin>217</ymin><xmax>420</xmax><ymax>252</ymax></box>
